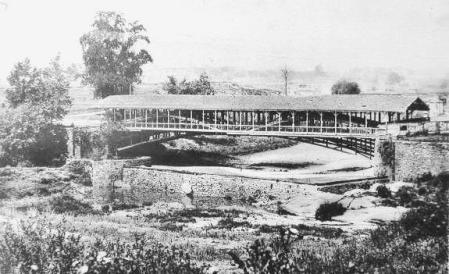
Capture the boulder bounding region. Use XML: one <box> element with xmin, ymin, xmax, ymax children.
<box><xmin>181</xmin><ymin>182</ymin><xmax>193</xmax><ymax>194</ymax></box>
<box><xmin>342</xmin><ymin>188</ymin><xmax>370</xmax><ymax>198</ymax></box>
<box><xmin>340</xmin><ymin>196</ymin><xmax>380</xmax><ymax>210</ymax></box>
<box><xmin>335</xmin><ymin>206</ymin><xmax>409</xmax><ymax>224</ymax></box>
<box><xmin>280</xmin><ymin>191</ymin><xmax>341</xmax><ymax>217</ymax></box>
<box><xmin>369</xmin><ymin>181</ymin><xmax>414</xmax><ymax>193</ymax></box>
<box><xmin>385</xmin><ymin>181</ymin><xmax>414</xmax><ymax>193</ymax></box>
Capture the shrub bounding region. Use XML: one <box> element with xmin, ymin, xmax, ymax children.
<box><xmin>229</xmin><ymin>228</ymin><xmax>301</xmax><ymax>273</ymax></box>
<box><xmin>216</xmin><ymin>216</ymin><xmax>251</xmax><ymax>230</ymax></box>
<box><xmin>73</xmin><ymin>122</ymin><xmax>130</xmax><ymax>159</ymax></box>
<box><xmin>416</xmin><ymin>172</ymin><xmax>434</xmax><ymax>184</ymax></box>
<box><xmin>159</xmin><ymin>222</ymin><xmax>185</xmax><ymax>232</ymax></box>
<box><xmin>418</xmin><ymin>186</ymin><xmax>427</xmax><ymax>195</ymax></box>
<box><xmin>49</xmin><ymin>195</ymin><xmax>98</xmax><ymax>215</ymax></box>
<box><xmin>381</xmin><ymin>198</ymin><xmax>398</xmax><ymax>207</ymax></box>
<box><xmin>64</xmin><ymin>159</ymin><xmax>93</xmax><ymax>186</ymax></box>
<box><xmin>315</xmin><ymin>202</ymin><xmax>346</xmax><ymax>221</ymax></box>
<box><xmin>376</xmin><ymin>184</ymin><xmax>391</xmax><ymax>198</ymax></box>
<box><xmin>395</xmin><ymin>186</ymin><xmax>417</xmax><ymax>207</ymax></box>
<box><xmin>0</xmin><ymin>108</ymin><xmax>68</xmax><ymax>167</ymax></box>
<box><xmin>400</xmin><ymin>203</ymin><xmax>448</xmax><ymax>240</ymax></box>
<box><xmin>0</xmin><ymin>219</ymin><xmax>204</xmax><ymax>274</ymax></box>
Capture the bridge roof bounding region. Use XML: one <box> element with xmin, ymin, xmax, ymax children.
<box><xmin>100</xmin><ymin>94</ymin><xmax>429</xmax><ymax>113</ymax></box>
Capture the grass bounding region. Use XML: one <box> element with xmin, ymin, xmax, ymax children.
<box><xmin>1</xmin><ymin>162</ymin><xmax>446</xmax><ymax>272</ymax></box>
<box><xmin>0</xmin><ymin>219</ymin><xmax>205</xmax><ymax>274</ymax></box>
<box><xmin>257</xmin><ymin>224</ymin><xmax>344</xmax><ymax>239</ymax></box>
<box><xmin>144</xmin><ymin>208</ymin><xmax>245</xmax><ymax>223</ymax></box>
<box><xmin>49</xmin><ymin>195</ymin><xmax>99</xmax><ymax>215</ymax></box>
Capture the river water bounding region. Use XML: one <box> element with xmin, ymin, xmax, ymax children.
<box><xmin>152</xmin><ymin>142</ymin><xmax>374</xmax><ymax>185</ymax></box>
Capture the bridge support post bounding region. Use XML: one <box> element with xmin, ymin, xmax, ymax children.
<box><xmin>349</xmin><ymin>112</ymin><xmax>352</xmax><ymax>133</ymax></box>
<box><xmin>334</xmin><ymin>111</ymin><xmax>338</xmax><ymax>134</ymax></box>
<box><xmin>239</xmin><ymin>111</ymin><xmax>242</xmax><ymax>130</ymax></box>
<box><xmin>252</xmin><ymin>111</ymin><xmax>255</xmax><ymax>129</ymax></box>
<box><xmin>306</xmin><ymin>111</ymin><xmax>309</xmax><ymax>133</ymax></box>
<box><xmin>168</xmin><ymin>110</ymin><xmax>170</xmax><ymax>129</ymax></box>
<box><xmin>145</xmin><ymin>109</ymin><xmax>148</xmax><ymax>127</ymax></box>
<box><xmin>202</xmin><ymin>110</ymin><xmax>205</xmax><ymax>129</ymax></box>
<box><xmin>278</xmin><ymin>112</ymin><xmax>281</xmax><ymax>132</ymax></box>
<box><xmin>292</xmin><ymin>111</ymin><xmax>295</xmax><ymax>131</ymax></box>
<box><xmin>320</xmin><ymin>112</ymin><xmax>323</xmax><ymax>133</ymax></box>
<box><xmin>265</xmin><ymin>112</ymin><xmax>268</xmax><ymax>131</ymax></box>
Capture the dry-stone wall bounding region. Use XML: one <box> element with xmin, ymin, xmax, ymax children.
<box><xmin>92</xmin><ymin>157</ymin><xmax>151</xmax><ymax>203</ymax></box>
<box><xmin>123</xmin><ymin>167</ymin><xmax>308</xmax><ymax>205</ymax></box>
<box><xmin>373</xmin><ymin>137</ymin><xmax>394</xmax><ymax>178</ymax></box>
<box><xmin>394</xmin><ymin>140</ymin><xmax>449</xmax><ymax>181</ymax></box>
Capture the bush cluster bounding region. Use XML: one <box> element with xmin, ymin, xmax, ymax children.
<box><xmin>315</xmin><ymin>202</ymin><xmax>346</xmax><ymax>221</ymax></box>
<box><xmin>229</xmin><ymin>228</ymin><xmax>301</xmax><ymax>273</ymax></box>
<box><xmin>49</xmin><ymin>195</ymin><xmax>99</xmax><ymax>215</ymax></box>
<box><xmin>64</xmin><ymin>159</ymin><xmax>93</xmax><ymax>186</ymax></box>
<box><xmin>376</xmin><ymin>184</ymin><xmax>392</xmax><ymax>198</ymax></box>
<box><xmin>395</xmin><ymin>186</ymin><xmax>418</xmax><ymax>206</ymax></box>
<box><xmin>232</xmin><ymin>172</ymin><xmax>448</xmax><ymax>273</ymax></box>
<box><xmin>0</xmin><ymin>220</ymin><xmax>204</xmax><ymax>274</ymax></box>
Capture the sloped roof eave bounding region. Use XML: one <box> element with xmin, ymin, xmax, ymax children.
<box><xmin>99</xmin><ymin>94</ymin><xmax>428</xmax><ymax>113</ymax></box>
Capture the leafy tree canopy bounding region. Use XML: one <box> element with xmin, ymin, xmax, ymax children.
<box><xmin>0</xmin><ymin>58</ymin><xmax>71</xmax><ymax>166</ymax></box>
<box><xmin>163</xmin><ymin>73</ymin><xmax>215</xmax><ymax>95</ymax></box>
<box><xmin>80</xmin><ymin>11</ymin><xmax>153</xmax><ymax>98</ymax></box>
<box><xmin>331</xmin><ymin>80</ymin><xmax>361</xmax><ymax>95</ymax></box>
<box><xmin>5</xmin><ymin>57</ymin><xmax>72</xmax><ymax>121</ymax></box>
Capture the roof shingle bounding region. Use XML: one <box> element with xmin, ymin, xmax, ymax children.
<box><xmin>100</xmin><ymin>94</ymin><xmax>429</xmax><ymax>113</ymax></box>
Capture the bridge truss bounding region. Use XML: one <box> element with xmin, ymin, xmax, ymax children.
<box><xmin>109</xmin><ymin>108</ymin><xmax>386</xmax><ymax>157</ymax></box>
<box><xmin>101</xmin><ymin>94</ymin><xmax>430</xmax><ymax>158</ymax></box>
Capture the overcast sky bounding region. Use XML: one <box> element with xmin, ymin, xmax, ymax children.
<box><xmin>0</xmin><ymin>0</ymin><xmax>449</xmax><ymax>84</ymax></box>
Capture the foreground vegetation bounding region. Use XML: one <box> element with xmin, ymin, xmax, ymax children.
<box><xmin>232</xmin><ymin>172</ymin><xmax>448</xmax><ymax>273</ymax></box>
<box><xmin>0</xmin><ymin>220</ymin><xmax>203</xmax><ymax>273</ymax></box>
<box><xmin>0</xmin><ymin>167</ymin><xmax>447</xmax><ymax>273</ymax></box>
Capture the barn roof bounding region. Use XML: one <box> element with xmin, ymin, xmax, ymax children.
<box><xmin>100</xmin><ymin>94</ymin><xmax>429</xmax><ymax>113</ymax></box>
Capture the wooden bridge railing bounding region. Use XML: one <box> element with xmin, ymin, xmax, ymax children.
<box><xmin>122</xmin><ymin>120</ymin><xmax>385</xmax><ymax>137</ymax></box>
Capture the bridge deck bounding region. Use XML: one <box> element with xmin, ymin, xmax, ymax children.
<box><xmin>124</xmin><ymin>121</ymin><xmax>384</xmax><ymax>138</ymax></box>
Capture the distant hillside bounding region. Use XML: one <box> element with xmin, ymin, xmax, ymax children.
<box><xmin>142</xmin><ymin>66</ymin><xmax>334</xmax><ymax>95</ymax></box>
<box><xmin>143</xmin><ymin>66</ymin><xmax>449</xmax><ymax>96</ymax></box>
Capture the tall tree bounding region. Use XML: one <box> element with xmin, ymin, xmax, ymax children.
<box><xmin>80</xmin><ymin>11</ymin><xmax>153</xmax><ymax>98</ymax></box>
<box><xmin>5</xmin><ymin>57</ymin><xmax>71</xmax><ymax>121</ymax></box>
<box><xmin>331</xmin><ymin>80</ymin><xmax>361</xmax><ymax>95</ymax></box>
<box><xmin>0</xmin><ymin>58</ymin><xmax>71</xmax><ymax>166</ymax></box>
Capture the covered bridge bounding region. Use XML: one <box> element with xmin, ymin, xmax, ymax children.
<box><xmin>98</xmin><ymin>94</ymin><xmax>429</xmax><ymax>158</ymax></box>
<box><xmin>100</xmin><ymin>94</ymin><xmax>429</xmax><ymax>136</ymax></box>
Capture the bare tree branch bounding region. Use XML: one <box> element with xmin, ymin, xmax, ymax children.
<box><xmin>281</xmin><ymin>66</ymin><xmax>289</xmax><ymax>96</ymax></box>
